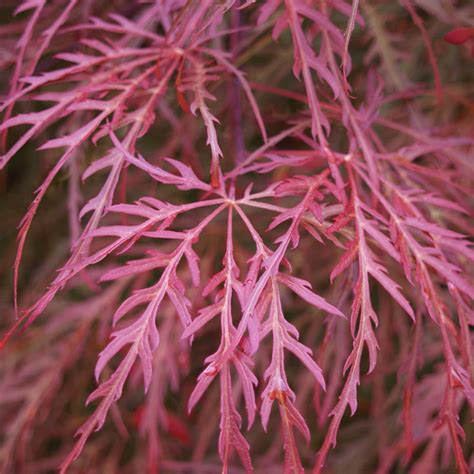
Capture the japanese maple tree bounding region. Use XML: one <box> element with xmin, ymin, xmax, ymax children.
<box><xmin>0</xmin><ymin>1</ymin><xmax>473</xmax><ymax>473</ymax></box>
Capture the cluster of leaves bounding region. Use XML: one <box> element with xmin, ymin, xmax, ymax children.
<box><xmin>0</xmin><ymin>1</ymin><xmax>473</xmax><ymax>472</ymax></box>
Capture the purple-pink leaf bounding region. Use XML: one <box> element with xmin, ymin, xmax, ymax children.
<box><xmin>278</xmin><ymin>273</ymin><xmax>345</xmax><ymax>317</ymax></box>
